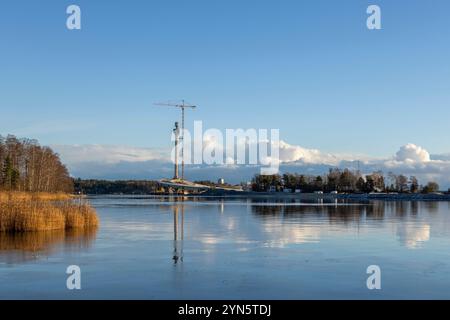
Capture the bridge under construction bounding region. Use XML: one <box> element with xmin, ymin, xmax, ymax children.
<box><xmin>154</xmin><ymin>100</ymin><xmax>242</xmax><ymax>194</ymax></box>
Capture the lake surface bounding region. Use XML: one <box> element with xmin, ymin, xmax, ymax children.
<box><xmin>1</xmin><ymin>196</ymin><xmax>450</xmax><ymax>299</ymax></box>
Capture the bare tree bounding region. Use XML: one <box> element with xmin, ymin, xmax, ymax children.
<box><xmin>0</xmin><ymin>135</ymin><xmax>73</xmax><ymax>193</ymax></box>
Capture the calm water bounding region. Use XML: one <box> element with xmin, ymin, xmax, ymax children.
<box><xmin>1</xmin><ymin>196</ymin><xmax>450</xmax><ymax>299</ymax></box>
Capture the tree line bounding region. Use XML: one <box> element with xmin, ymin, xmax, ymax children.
<box><xmin>73</xmin><ymin>179</ymin><xmax>160</xmax><ymax>195</ymax></box>
<box><xmin>252</xmin><ymin>168</ymin><xmax>441</xmax><ymax>194</ymax></box>
<box><xmin>0</xmin><ymin>135</ymin><xmax>73</xmax><ymax>193</ymax></box>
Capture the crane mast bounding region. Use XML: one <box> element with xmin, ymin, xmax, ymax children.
<box><xmin>173</xmin><ymin>122</ymin><xmax>180</xmax><ymax>179</ymax></box>
<box><xmin>154</xmin><ymin>100</ymin><xmax>197</xmax><ymax>180</ymax></box>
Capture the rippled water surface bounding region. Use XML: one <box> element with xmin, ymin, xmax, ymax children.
<box><xmin>1</xmin><ymin>196</ymin><xmax>450</xmax><ymax>299</ymax></box>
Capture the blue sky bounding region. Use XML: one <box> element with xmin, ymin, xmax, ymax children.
<box><xmin>1</xmin><ymin>1</ymin><xmax>450</xmax><ymax>185</ymax></box>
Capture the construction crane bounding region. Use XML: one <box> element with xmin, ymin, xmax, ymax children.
<box><xmin>172</xmin><ymin>122</ymin><xmax>180</xmax><ymax>179</ymax></box>
<box><xmin>154</xmin><ymin>100</ymin><xmax>197</xmax><ymax>180</ymax></box>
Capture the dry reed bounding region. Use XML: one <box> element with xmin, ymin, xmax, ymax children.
<box><xmin>0</xmin><ymin>192</ymin><xmax>72</xmax><ymax>202</ymax></box>
<box><xmin>0</xmin><ymin>192</ymin><xmax>98</xmax><ymax>232</ymax></box>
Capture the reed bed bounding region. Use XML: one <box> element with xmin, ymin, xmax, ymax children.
<box><xmin>0</xmin><ymin>192</ymin><xmax>98</xmax><ymax>232</ymax></box>
<box><xmin>0</xmin><ymin>192</ymin><xmax>72</xmax><ymax>202</ymax></box>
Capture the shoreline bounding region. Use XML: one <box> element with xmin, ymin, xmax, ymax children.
<box><xmin>84</xmin><ymin>191</ymin><xmax>450</xmax><ymax>201</ymax></box>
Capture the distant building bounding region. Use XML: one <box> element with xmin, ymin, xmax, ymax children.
<box><xmin>218</xmin><ymin>178</ymin><xmax>225</xmax><ymax>185</ymax></box>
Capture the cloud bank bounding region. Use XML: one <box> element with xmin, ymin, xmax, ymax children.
<box><xmin>52</xmin><ymin>142</ymin><xmax>450</xmax><ymax>189</ymax></box>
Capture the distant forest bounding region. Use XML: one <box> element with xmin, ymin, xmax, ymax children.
<box><xmin>0</xmin><ymin>135</ymin><xmax>73</xmax><ymax>193</ymax></box>
<box><xmin>73</xmin><ymin>179</ymin><xmax>160</xmax><ymax>195</ymax></box>
<box><xmin>252</xmin><ymin>169</ymin><xmax>442</xmax><ymax>194</ymax></box>
<box><xmin>75</xmin><ymin>170</ymin><xmax>444</xmax><ymax>195</ymax></box>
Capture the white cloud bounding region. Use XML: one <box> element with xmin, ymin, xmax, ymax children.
<box><xmin>52</xmin><ymin>144</ymin><xmax>170</xmax><ymax>165</ymax></box>
<box><xmin>278</xmin><ymin>141</ymin><xmax>339</xmax><ymax>164</ymax></box>
<box><xmin>395</xmin><ymin>143</ymin><xmax>430</xmax><ymax>163</ymax></box>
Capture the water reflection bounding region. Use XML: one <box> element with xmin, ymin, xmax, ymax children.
<box><xmin>249</xmin><ymin>201</ymin><xmax>444</xmax><ymax>249</ymax></box>
<box><xmin>2</xmin><ymin>196</ymin><xmax>450</xmax><ymax>299</ymax></box>
<box><xmin>422</xmin><ymin>201</ymin><xmax>439</xmax><ymax>213</ymax></box>
<box><xmin>396</xmin><ymin>224</ymin><xmax>431</xmax><ymax>249</ymax></box>
<box><xmin>0</xmin><ymin>228</ymin><xmax>98</xmax><ymax>264</ymax></box>
<box><xmin>251</xmin><ymin>202</ymin><xmax>371</xmax><ymax>224</ymax></box>
<box><xmin>163</xmin><ymin>199</ymin><xmax>445</xmax><ymax>251</ymax></box>
<box><xmin>250</xmin><ymin>201</ymin><xmax>438</xmax><ymax>222</ymax></box>
<box><xmin>173</xmin><ymin>205</ymin><xmax>184</xmax><ymax>265</ymax></box>
<box><xmin>164</xmin><ymin>199</ymin><xmax>448</xmax><ymax>251</ymax></box>
<box><xmin>411</xmin><ymin>201</ymin><xmax>419</xmax><ymax>215</ymax></box>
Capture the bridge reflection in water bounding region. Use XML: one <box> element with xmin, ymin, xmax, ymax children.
<box><xmin>172</xmin><ymin>204</ymin><xmax>184</xmax><ymax>265</ymax></box>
